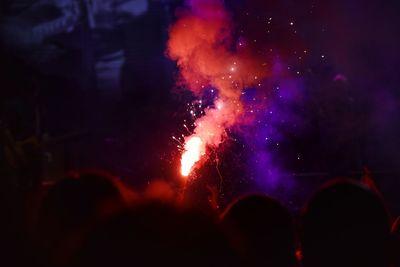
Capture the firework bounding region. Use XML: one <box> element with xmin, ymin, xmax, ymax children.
<box><xmin>167</xmin><ymin>0</ymin><xmax>269</xmax><ymax>176</ymax></box>
<box><xmin>180</xmin><ymin>136</ymin><xmax>204</xmax><ymax>176</ymax></box>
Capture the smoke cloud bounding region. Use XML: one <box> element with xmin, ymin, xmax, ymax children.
<box><xmin>167</xmin><ymin>0</ymin><xmax>271</xmax><ymax>175</ymax></box>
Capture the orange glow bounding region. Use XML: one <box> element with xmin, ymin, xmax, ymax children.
<box><xmin>180</xmin><ymin>136</ymin><xmax>205</xmax><ymax>177</ymax></box>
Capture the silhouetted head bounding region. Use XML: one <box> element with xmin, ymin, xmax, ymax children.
<box><xmin>221</xmin><ymin>194</ymin><xmax>296</xmax><ymax>267</ymax></box>
<box><xmin>73</xmin><ymin>201</ymin><xmax>240</xmax><ymax>267</ymax></box>
<box><xmin>393</xmin><ymin>217</ymin><xmax>400</xmax><ymax>267</ymax></box>
<box><xmin>301</xmin><ymin>180</ymin><xmax>391</xmax><ymax>267</ymax></box>
<box><xmin>38</xmin><ymin>172</ymin><xmax>124</xmax><ymax>266</ymax></box>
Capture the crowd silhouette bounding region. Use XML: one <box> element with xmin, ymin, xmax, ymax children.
<box><xmin>0</xmin><ymin>170</ymin><xmax>399</xmax><ymax>267</ymax></box>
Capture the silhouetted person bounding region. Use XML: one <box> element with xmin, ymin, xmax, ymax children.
<box><xmin>72</xmin><ymin>201</ymin><xmax>241</xmax><ymax>267</ymax></box>
<box><xmin>301</xmin><ymin>180</ymin><xmax>391</xmax><ymax>267</ymax></box>
<box><xmin>221</xmin><ymin>194</ymin><xmax>297</xmax><ymax>267</ymax></box>
<box><xmin>393</xmin><ymin>217</ymin><xmax>400</xmax><ymax>267</ymax></box>
<box><xmin>37</xmin><ymin>172</ymin><xmax>124</xmax><ymax>266</ymax></box>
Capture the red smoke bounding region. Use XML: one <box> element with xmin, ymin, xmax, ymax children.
<box><xmin>167</xmin><ymin>0</ymin><xmax>271</xmax><ymax>176</ymax></box>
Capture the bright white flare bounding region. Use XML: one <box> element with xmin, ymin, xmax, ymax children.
<box><xmin>179</xmin><ymin>99</ymin><xmax>234</xmax><ymax>177</ymax></box>
<box><xmin>180</xmin><ymin>136</ymin><xmax>204</xmax><ymax>177</ymax></box>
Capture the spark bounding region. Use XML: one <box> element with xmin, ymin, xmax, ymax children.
<box><xmin>183</xmin><ymin>124</ymin><xmax>191</xmax><ymax>134</ymax></box>
<box><xmin>172</xmin><ymin>136</ymin><xmax>184</xmax><ymax>146</ymax></box>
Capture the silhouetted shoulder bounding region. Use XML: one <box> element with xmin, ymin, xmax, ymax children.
<box><xmin>301</xmin><ymin>179</ymin><xmax>391</xmax><ymax>267</ymax></box>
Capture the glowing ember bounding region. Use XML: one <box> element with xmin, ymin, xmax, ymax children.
<box><xmin>179</xmin><ymin>99</ymin><xmax>232</xmax><ymax>176</ymax></box>
<box><xmin>181</xmin><ymin>136</ymin><xmax>205</xmax><ymax>177</ymax></box>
